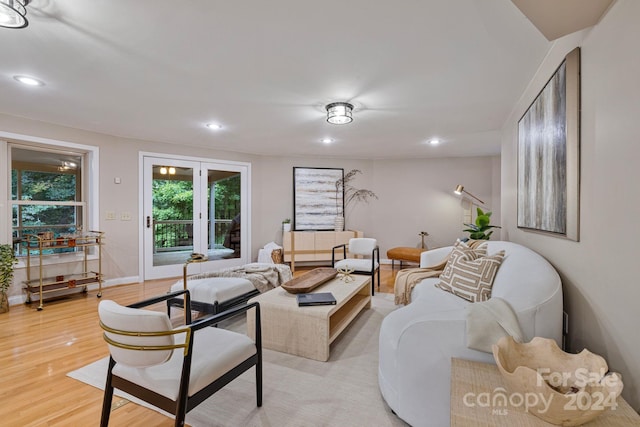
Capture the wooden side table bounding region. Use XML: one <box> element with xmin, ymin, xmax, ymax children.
<box><xmin>283</xmin><ymin>230</ymin><xmax>362</xmax><ymax>272</ymax></box>
<box><xmin>450</xmin><ymin>358</ymin><xmax>640</xmax><ymax>426</ymax></box>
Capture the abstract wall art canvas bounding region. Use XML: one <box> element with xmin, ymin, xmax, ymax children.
<box><xmin>517</xmin><ymin>47</ymin><xmax>580</xmax><ymax>241</ymax></box>
<box><xmin>293</xmin><ymin>167</ymin><xmax>343</xmax><ymax>231</ymax></box>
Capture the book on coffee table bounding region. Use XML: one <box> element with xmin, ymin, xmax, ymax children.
<box><xmin>296</xmin><ymin>292</ymin><xmax>337</xmax><ymax>306</ymax></box>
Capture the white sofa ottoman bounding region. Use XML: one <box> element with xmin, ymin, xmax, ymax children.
<box><xmin>168</xmin><ymin>277</ymin><xmax>258</xmax><ymax>316</ymax></box>
<box><xmin>378</xmin><ymin>241</ymin><xmax>563</xmax><ymax>427</ymax></box>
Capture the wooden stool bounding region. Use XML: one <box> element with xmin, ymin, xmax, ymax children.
<box><xmin>387</xmin><ymin>247</ymin><xmax>427</xmax><ymax>269</ymax></box>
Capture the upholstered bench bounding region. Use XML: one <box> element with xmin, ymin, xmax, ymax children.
<box><xmin>387</xmin><ymin>247</ymin><xmax>427</xmax><ymax>269</ymax></box>
<box><xmin>167</xmin><ymin>277</ymin><xmax>259</xmax><ymax>316</ymax></box>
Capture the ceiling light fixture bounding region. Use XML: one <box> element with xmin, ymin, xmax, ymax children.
<box><xmin>14</xmin><ymin>75</ymin><xmax>44</xmax><ymax>86</ymax></box>
<box><xmin>321</xmin><ymin>138</ymin><xmax>334</xmax><ymax>144</ymax></box>
<box><xmin>0</xmin><ymin>0</ymin><xmax>31</xmax><ymax>29</ymax></box>
<box><xmin>326</xmin><ymin>102</ymin><xmax>353</xmax><ymax>125</ymax></box>
<box><xmin>206</xmin><ymin>123</ymin><xmax>222</xmax><ymax>130</ymax></box>
<box><xmin>454</xmin><ymin>184</ymin><xmax>485</xmax><ymax>205</ymax></box>
<box><xmin>59</xmin><ymin>161</ymin><xmax>77</xmax><ymax>171</ymax></box>
<box><xmin>159</xmin><ymin>166</ymin><xmax>177</xmax><ymax>175</ymax></box>
<box><xmin>160</xmin><ymin>166</ymin><xmax>176</xmax><ymax>175</ymax></box>
<box><xmin>428</xmin><ymin>138</ymin><xmax>440</xmax><ymax>145</ymax></box>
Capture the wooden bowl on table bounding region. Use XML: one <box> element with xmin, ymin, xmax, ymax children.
<box><xmin>281</xmin><ymin>267</ymin><xmax>338</xmax><ymax>294</ymax></box>
<box><xmin>492</xmin><ymin>336</ymin><xmax>623</xmax><ymax>426</ymax></box>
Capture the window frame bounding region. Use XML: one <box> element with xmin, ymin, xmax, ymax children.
<box><xmin>1</xmin><ymin>131</ymin><xmax>99</xmax><ymax>266</ymax></box>
<box><xmin>12</xmin><ymin>147</ymin><xmax>85</xmax><ymax>248</ymax></box>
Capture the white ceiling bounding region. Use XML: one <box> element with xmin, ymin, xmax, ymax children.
<box><xmin>1</xmin><ymin>1</ymin><xmax>560</xmax><ymax>159</ymax></box>
<box><xmin>511</xmin><ymin>0</ymin><xmax>615</xmax><ymax>41</ymax></box>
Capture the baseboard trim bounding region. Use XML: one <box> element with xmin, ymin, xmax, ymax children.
<box><xmin>8</xmin><ymin>275</ymin><xmax>140</xmax><ymax>306</ymax></box>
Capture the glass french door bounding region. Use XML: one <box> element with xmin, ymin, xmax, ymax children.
<box><xmin>142</xmin><ymin>156</ymin><xmax>249</xmax><ymax>280</ymax></box>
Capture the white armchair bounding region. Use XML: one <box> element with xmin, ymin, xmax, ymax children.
<box><xmin>378</xmin><ymin>241</ymin><xmax>563</xmax><ymax>427</ymax></box>
<box><xmin>332</xmin><ymin>238</ymin><xmax>380</xmax><ymax>295</ymax></box>
<box><xmin>98</xmin><ymin>290</ymin><xmax>262</xmax><ymax>426</ymax></box>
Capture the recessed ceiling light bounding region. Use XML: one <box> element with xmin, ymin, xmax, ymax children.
<box><xmin>14</xmin><ymin>75</ymin><xmax>44</xmax><ymax>86</ymax></box>
<box><xmin>321</xmin><ymin>138</ymin><xmax>334</xmax><ymax>144</ymax></box>
<box><xmin>206</xmin><ymin>123</ymin><xmax>222</xmax><ymax>130</ymax></box>
<box><xmin>428</xmin><ymin>138</ymin><xmax>440</xmax><ymax>145</ymax></box>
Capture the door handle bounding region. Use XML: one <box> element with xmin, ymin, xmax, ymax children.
<box><xmin>146</xmin><ymin>216</ymin><xmax>151</xmax><ymax>228</ymax></box>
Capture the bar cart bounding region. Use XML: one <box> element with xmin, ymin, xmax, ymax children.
<box><xmin>22</xmin><ymin>230</ymin><xmax>104</xmax><ymax>310</ymax></box>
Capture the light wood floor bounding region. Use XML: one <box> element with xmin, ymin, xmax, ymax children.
<box><xmin>0</xmin><ymin>264</ymin><xmax>402</xmax><ymax>426</ymax></box>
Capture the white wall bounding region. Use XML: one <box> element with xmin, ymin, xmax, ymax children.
<box><xmin>370</xmin><ymin>157</ymin><xmax>500</xmax><ymax>253</ymax></box>
<box><xmin>501</xmin><ymin>0</ymin><xmax>640</xmax><ymax>410</ymax></box>
<box><xmin>253</xmin><ymin>155</ymin><xmax>500</xmax><ymax>261</ymax></box>
<box><xmin>2</xmin><ymin>109</ymin><xmax>500</xmax><ymax>297</ymax></box>
<box><xmin>252</xmin><ymin>156</ymin><xmax>374</xmax><ymax>250</ymax></box>
<box><xmin>0</xmin><ymin>114</ymin><xmax>260</xmax><ymax>298</ymax></box>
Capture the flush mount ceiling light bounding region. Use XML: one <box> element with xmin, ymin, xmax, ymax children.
<box><xmin>0</xmin><ymin>0</ymin><xmax>31</xmax><ymax>29</ymax></box>
<box><xmin>428</xmin><ymin>138</ymin><xmax>440</xmax><ymax>145</ymax></box>
<box><xmin>326</xmin><ymin>102</ymin><xmax>353</xmax><ymax>125</ymax></box>
<box><xmin>14</xmin><ymin>75</ymin><xmax>44</xmax><ymax>86</ymax></box>
<box><xmin>206</xmin><ymin>123</ymin><xmax>222</xmax><ymax>130</ymax></box>
<box><xmin>321</xmin><ymin>137</ymin><xmax>334</xmax><ymax>144</ymax></box>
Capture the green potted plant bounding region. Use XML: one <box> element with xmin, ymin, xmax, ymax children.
<box><xmin>0</xmin><ymin>244</ymin><xmax>18</xmax><ymax>313</ymax></box>
<box><xmin>463</xmin><ymin>208</ymin><xmax>501</xmax><ymax>240</ymax></box>
<box><xmin>282</xmin><ymin>218</ymin><xmax>291</xmax><ymax>232</ymax></box>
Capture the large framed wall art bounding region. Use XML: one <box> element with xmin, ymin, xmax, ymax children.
<box><xmin>517</xmin><ymin>47</ymin><xmax>580</xmax><ymax>241</ymax></box>
<box><xmin>293</xmin><ymin>167</ymin><xmax>344</xmax><ymax>231</ymax></box>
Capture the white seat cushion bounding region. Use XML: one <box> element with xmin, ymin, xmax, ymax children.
<box><xmin>334</xmin><ymin>259</ymin><xmax>379</xmax><ymax>273</ymax></box>
<box><xmin>349</xmin><ymin>238</ymin><xmax>377</xmax><ymax>255</ymax></box>
<box><xmin>113</xmin><ymin>326</ymin><xmax>256</xmax><ymax>400</ymax></box>
<box><xmin>170</xmin><ymin>277</ymin><xmax>254</xmax><ymax>303</ymax></box>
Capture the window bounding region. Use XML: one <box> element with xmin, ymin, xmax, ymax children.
<box><xmin>10</xmin><ymin>145</ymin><xmax>89</xmax><ymax>256</ymax></box>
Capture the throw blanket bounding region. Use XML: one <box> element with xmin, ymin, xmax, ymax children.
<box><xmin>394</xmin><ymin>268</ymin><xmax>444</xmax><ymax>305</ymax></box>
<box><xmin>466</xmin><ymin>297</ymin><xmax>524</xmax><ymax>353</ymax></box>
<box><xmin>394</xmin><ymin>253</ymin><xmax>450</xmax><ymax>305</ymax></box>
<box><xmin>188</xmin><ymin>263</ymin><xmax>293</xmax><ymax>294</ymax></box>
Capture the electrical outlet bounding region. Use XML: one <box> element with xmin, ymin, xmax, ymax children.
<box><xmin>105</xmin><ymin>210</ymin><xmax>116</xmax><ymax>220</ymax></box>
<box><xmin>563</xmin><ymin>311</ymin><xmax>569</xmax><ymax>335</ymax></box>
<box><xmin>120</xmin><ymin>211</ymin><xmax>132</xmax><ymax>221</ymax></box>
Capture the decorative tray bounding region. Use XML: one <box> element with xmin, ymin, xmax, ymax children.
<box><xmin>281</xmin><ymin>267</ymin><xmax>338</xmax><ymax>294</ymax></box>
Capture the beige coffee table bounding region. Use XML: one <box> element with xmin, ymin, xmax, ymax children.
<box><xmin>246</xmin><ymin>275</ymin><xmax>371</xmax><ymax>361</ymax></box>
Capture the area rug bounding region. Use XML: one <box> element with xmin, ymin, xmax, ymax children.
<box><xmin>67</xmin><ymin>293</ymin><xmax>408</xmax><ymax>426</ymax></box>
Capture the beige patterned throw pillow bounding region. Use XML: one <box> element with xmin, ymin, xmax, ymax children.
<box><xmin>452</xmin><ymin>239</ymin><xmax>488</xmax><ymax>258</ymax></box>
<box><xmin>436</xmin><ymin>249</ymin><xmax>505</xmax><ymax>302</ymax></box>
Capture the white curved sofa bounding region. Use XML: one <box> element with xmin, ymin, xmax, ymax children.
<box><xmin>378</xmin><ymin>241</ymin><xmax>563</xmax><ymax>427</ymax></box>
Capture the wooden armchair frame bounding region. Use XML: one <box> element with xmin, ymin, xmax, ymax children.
<box><xmin>99</xmin><ymin>290</ymin><xmax>261</xmax><ymax>426</ymax></box>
